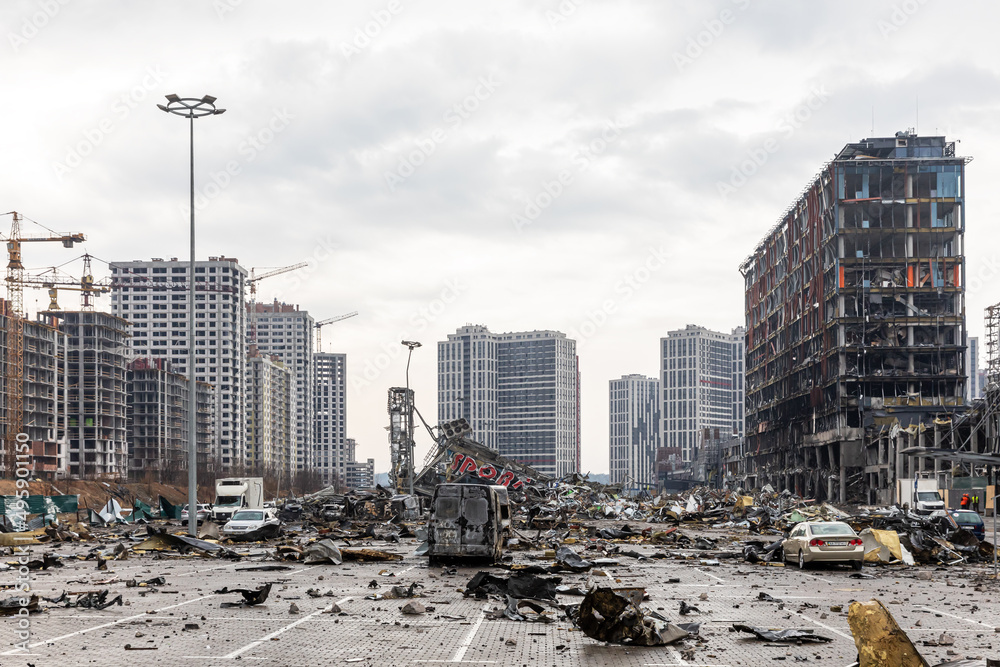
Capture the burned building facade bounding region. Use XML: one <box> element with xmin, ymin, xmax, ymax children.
<box><xmin>738</xmin><ymin>132</ymin><xmax>968</xmax><ymax>503</ymax></box>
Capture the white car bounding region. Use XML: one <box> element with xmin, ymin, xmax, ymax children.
<box><xmin>221</xmin><ymin>509</ymin><xmax>281</xmax><ymax>538</ymax></box>
<box><xmin>181</xmin><ymin>504</ymin><xmax>212</xmax><ymax>522</ymax></box>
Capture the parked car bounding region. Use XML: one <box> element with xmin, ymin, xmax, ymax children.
<box><xmin>221</xmin><ymin>508</ymin><xmax>281</xmax><ymax>538</ymax></box>
<box><xmin>782</xmin><ymin>521</ymin><xmax>864</xmax><ymax>570</ymax></box>
<box><xmin>927</xmin><ymin>509</ymin><xmax>960</xmax><ymax>531</ymax></box>
<box><xmin>180</xmin><ymin>503</ymin><xmax>212</xmax><ymax>523</ymax></box>
<box><xmin>949</xmin><ymin>509</ymin><xmax>986</xmax><ymax>541</ymax></box>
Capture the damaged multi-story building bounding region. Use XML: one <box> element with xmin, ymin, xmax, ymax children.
<box><xmin>734</xmin><ymin>132</ymin><xmax>969</xmax><ymax>504</ymax></box>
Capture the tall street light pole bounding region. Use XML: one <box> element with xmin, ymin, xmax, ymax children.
<box><xmin>157</xmin><ymin>94</ymin><xmax>226</xmax><ymax>537</ymax></box>
<box><xmin>402</xmin><ymin>341</ymin><xmax>421</xmax><ymax>495</ymax></box>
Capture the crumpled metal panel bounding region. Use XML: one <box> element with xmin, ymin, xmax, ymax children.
<box><xmin>576</xmin><ymin>587</ymin><xmax>689</xmax><ymax>646</ymax></box>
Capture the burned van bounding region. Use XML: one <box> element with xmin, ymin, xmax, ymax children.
<box><xmin>427</xmin><ymin>483</ymin><xmax>510</xmax><ymax>562</ymax></box>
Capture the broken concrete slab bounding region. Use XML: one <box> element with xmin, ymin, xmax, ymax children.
<box><xmin>847</xmin><ymin>599</ymin><xmax>930</xmax><ymax>667</ymax></box>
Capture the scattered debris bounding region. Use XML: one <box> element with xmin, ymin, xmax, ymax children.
<box><xmin>464</xmin><ymin>571</ymin><xmax>559</xmax><ymax>600</ymax></box>
<box><xmin>215</xmin><ymin>583</ymin><xmax>272</xmax><ymax>607</ymax></box>
<box><xmin>573</xmin><ymin>587</ymin><xmax>689</xmax><ymax>646</ymax></box>
<box><xmin>731</xmin><ymin>624</ymin><xmax>832</xmax><ymax>643</ymax></box>
<box><xmin>401</xmin><ymin>601</ymin><xmax>426</xmax><ymax>615</ymax></box>
<box><xmin>44</xmin><ymin>590</ymin><xmax>123</xmax><ymax>610</ymax></box>
<box><xmin>0</xmin><ymin>594</ymin><xmax>40</xmax><ymax>616</ymax></box>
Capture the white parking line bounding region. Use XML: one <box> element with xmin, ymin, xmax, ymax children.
<box><xmin>174</xmin><ymin>561</ymin><xmax>242</xmax><ymax>577</ymax></box>
<box><xmin>920</xmin><ymin>606</ymin><xmax>996</xmax><ymax>630</ymax></box>
<box><xmin>285</xmin><ymin>565</ymin><xmax>319</xmax><ymax>577</ymax></box>
<box><xmin>799</xmin><ymin>572</ymin><xmax>835</xmax><ymax>584</ymax></box>
<box><xmin>787</xmin><ymin>609</ymin><xmax>854</xmax><ymax>640</ymax></box>
<box><xmin>1</xmin><ymin>594</ymin><xmax>214</xmax><ymax>654</ymax></box>
<box><xmin>216</xmin><ymin>597</ymin><xmax>352</xmax><ymax>660</ymax></box>
<box><xmin>450</xmin><ymin>609</ymin><xmax>487</xmax><ymax>662</ymax></box>
<box><xmin>698</xmin><ymin>570</ymin><xmax>725</xmax><ymax>583</ymax></box>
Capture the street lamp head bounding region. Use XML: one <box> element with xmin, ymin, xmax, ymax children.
<box><xmin>402</xmin><ymin>340</ymin><xmax>422</xmax><ymax>348</ymax></box>
<box><xmin>158</xmin><ymin>94</ymin><xmax>225</xmax><ymax>119</ymax></box>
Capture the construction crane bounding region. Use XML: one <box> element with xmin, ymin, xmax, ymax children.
<box><xmin>315</xmin><ymin>311</ymin><xmax>358</xmax><ymax>352</ymax></box>
<box><xmin>247</xmin><ymin>263</ymin><xmax>308</xmax><ymax>347</ymax></box>
<box><xmin>19</xmin><ymin>254</ymin><xmax>110</xmax><ymax>311</ymax></box>
<box><xmin>3</xmin><ymin>211</ymin><xmax>85</xmax><ymax>471</ymax></box>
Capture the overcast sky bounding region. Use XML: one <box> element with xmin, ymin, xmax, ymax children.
<box><xmin>4</xmin><ymin>0</ymin><xmax>1000</xmax><ymax>475</ymax></box>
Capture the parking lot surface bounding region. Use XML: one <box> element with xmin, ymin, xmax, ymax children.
<box><xmin>4</xmin><ymin>530</ymin><xmax>998</xmax><ymax>667</ymax></box>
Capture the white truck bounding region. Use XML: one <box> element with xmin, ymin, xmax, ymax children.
<box><xmin>211</xmin><ymin>477</ymin><xmax>265</xmax><ymax>523</ymax></box>
<box><xmin>897</xmin><ymin>477</ymin><xmax>945</xmax><ymax>515</ymax></box>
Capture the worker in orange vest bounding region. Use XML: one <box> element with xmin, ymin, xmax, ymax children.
<box><xmin>960</xmin><ymin>493</ymin><xmax>970</xmax><ymax>509</ymax></box>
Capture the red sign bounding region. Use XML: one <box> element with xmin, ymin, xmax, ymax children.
<box><xmin>450</xmin><ymin>453</ymin><xmax>533</xmax><ymax>490</ymax></box>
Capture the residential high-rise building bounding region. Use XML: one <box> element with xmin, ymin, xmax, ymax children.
<box><xmin>51</xmin><ymin>311</ymin><xmax>130</xmax><ymax>479</ymax></box>
<box><xmin>110</xmin><ymin>257</ymin><xmax>248</xmax><ymax>470</ymax></box>
<box><xmin>438</xmin><ymin>325</ymin><xmax>579</xmax><ymax>478</ymax></box>
<box><xmin>313</xmin><ymin>352</ymin><xmax>347</xmax><ymax>487</ymax></box>
<box><xmin>126</xmin><ymin>357</ymin><xmax>213</xmax><ymax>480</ymax></box>
<box><xmin>740</xmin><ymin>132</ymin><xmax>967</xmax><ymax>503</ymax></box>
<box><xmin>438</xmin><ymin>325</ymin><xmax>498</xmax><ymax>449</ymax></box>
<box><xmin>660</xmin><ymin>325</ymin><xmax>745</xmax><ymax>463</ymax></box>
<box><xmin>344</xmin><ymin>438</ymin><xmax>375</xmax><ymax>490</ymax></box>
<box><xmin>609</xmin><ymin>374</ymin><xmax>661</xmax><ymax>491</ymax></box>
<box><xmin>251</xmin><ymin>301</ymin><xmax>315</xmax><ymax>471</ymax></box>
<box><xmin>246</xmin><ymin>353</ymin><xmax>293</xmax><ymax>479</ymax></box>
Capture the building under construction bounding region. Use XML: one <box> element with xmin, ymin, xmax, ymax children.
<box><xmin>737</xmin><ymin>132</ymin><xmax>969</xmax><ymax>503</ymax></box>
<box><xmin>126</xmin><ymin>357</ymin><xmax>213</xmax><ymax>481</ymax></box>
<box><xmin>0</xmin><ymin>304</ymin><xmax>69</xmax><ymax>478</ymax></box>
<box><xmin>50</xmin><ymin>311</ymin><xmax>130</xmax><ymax>479</ymax></box>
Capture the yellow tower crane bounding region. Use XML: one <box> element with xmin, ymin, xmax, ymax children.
<box><xmin>246</xmin><ymin>263</ymin><xmax>308</xmax><ymax>350</ymax></box>
<box><xmin>3</xmin><ymin>211</ymin><xmax>85</xmax><ymax>471</ymax></box>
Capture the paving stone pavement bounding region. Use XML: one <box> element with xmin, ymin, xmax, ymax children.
<box><xmin>3</xmin><ymin>536</ymin><xmax>998</xmax><ymax>666</ymax></box>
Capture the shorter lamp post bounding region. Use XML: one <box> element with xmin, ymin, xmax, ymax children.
<box><xmin>401</xmin><ymin>341</ymin><xmax>422</xmax><ymax>495</ymax></box>
<box><xmin>993</xmin><ymin>493</ymin><xmax>998</xmax><ymax>579</ymax></box>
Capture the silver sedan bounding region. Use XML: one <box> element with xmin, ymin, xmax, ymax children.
<box><xmin>782</xmin><ymin>521</ymin><xmax>864</xmax><ymax>570</ymax></box>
